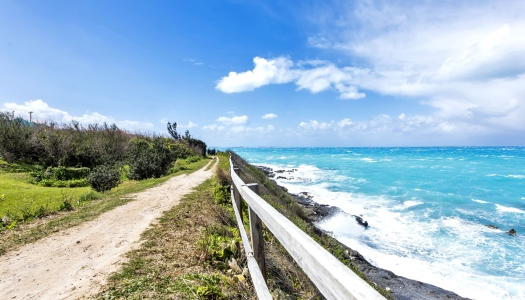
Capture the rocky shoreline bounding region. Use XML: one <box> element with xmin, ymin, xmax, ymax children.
<box><xmin>255</xmin><ymin>165</ymin><xmax>469</xmax><ymax>300</ymax></box>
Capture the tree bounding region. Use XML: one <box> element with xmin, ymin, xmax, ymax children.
<box><xmin>167</xmin><ymin>122</ymin><xmax>180</xmax><ymax>140</ymax></box>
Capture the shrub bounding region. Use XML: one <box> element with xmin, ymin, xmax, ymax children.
<box><xmin>88</xmin><ymin>165</ymin><xmax>121</xmax><ymax>193</ymax></box>
<box><xmin>78</xmin><ymin>191</ymin><xmax>101</xmax><ymax>202</ymax></box>
<box><xmin>58</xmin><ymin>198</ymin><xmax>74</xmax><ymax>211</ymax></box>
<box><xmin>30</xmin><ymin>166</ymin><xmax>91</xmax><ymax>187</ymax></box>
<box><xmin>186</xmin><ymin>155</ymin><xmax>201</xmax><ymax>163</ymax></box>
<box><xmin>127</xmin><ymin>137</ymin><xmax>192</xmax><ymax>180</ymax></box>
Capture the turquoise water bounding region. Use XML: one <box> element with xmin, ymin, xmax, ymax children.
<box><xmin>225</xmin><ymin>147</ymin><xmax>525</xmax><ymax>300</ymax></box>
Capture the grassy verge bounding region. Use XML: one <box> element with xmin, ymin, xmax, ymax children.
<box><xmin>0</xmin><ymin>157</ymin><xmax>211</xmax><ymax>256</ymax></box>
<box><xmin>99</xmin><ymin>152</ymin><xmax>320</xmax><ymax>299</ymax></box>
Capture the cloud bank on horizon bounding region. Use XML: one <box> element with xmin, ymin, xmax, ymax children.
<box><xmin>1</xmin><ymin>100</ymin><xmax>154</xmax><ymax>130</ymax></box>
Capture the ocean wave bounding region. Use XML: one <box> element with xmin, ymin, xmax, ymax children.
<box><xmin>472</xmin><ymin>199</ymin><xmax>489</xmax><ymax>204</ymax></box>
<box><xmin>507</xmin><ymin>175</ymin><xmax>525</xmax><ymax>179</ymax></box>
<box><xmin>495</xmin><ymin>204</ymin><xmax>525</xmax><ymax>214</ymax></box>
<box><xmin>361</xmin><ymin>157</ymin><xmax>377</xmax><ymax>163</ymax></box>
<box><xmin>403</xmin><ymin>200</ymin><xmax>423</xmax><ymax>208</ymax></box>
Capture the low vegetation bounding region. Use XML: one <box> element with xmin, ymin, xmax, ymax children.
<box><xmin>99</xmin><ymin>152</ymin><xmax>322</xmax><ymax>299</ymax></box>
<box><xmin>0</xmin><ymin>111</ymin><xmax>213</xmax><ymax>256</ymax></box>
<box><xmin>0</xmin><ymin>157</ymin><xmax>210</xmax><ymax>256</ymax></box>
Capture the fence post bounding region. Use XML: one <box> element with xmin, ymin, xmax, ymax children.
<box><xmin>246</xmin><ymin>183</ymin><xmax>266</xmax><ymax>281</ymax></box>
<box><xmin>232</xmin><ymin>167</ymin><xmax>242</xmax><ymax>223</ymax></box>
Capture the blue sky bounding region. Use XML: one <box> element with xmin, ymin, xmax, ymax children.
<box><xmin>1</xmin><ymin>0</ymin><xmax>524</xmax><ymax>147</ymax></box>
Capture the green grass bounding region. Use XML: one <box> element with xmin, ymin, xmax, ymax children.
<box><xmin>99</xmin><ymin>152</ymin><xmax>322</xmax><ymax>299</ymax></box>
<box><xmin>0</xmin><ymin>172</ymin><xmax>91</xmax><ymax>217</ymax></box>
<box><xmin>0</xmin><ymin>156</ymin><xmax>212</xmax><ymax>256</ymax></box>
<box><xmin>99</xmin><ymin>178</ymin><xmax>251</xmax><ymax>299</ymax></box>
<box><xmin>0</xmin><ymin>158</ymin><xmax>211</xmax><ymax>219</ymax></box>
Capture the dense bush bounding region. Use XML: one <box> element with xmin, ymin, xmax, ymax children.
<box><xmin>30</xmin><ymin>166</ymin><xmax>91</xmax><ymax>187</ymax></box>
<box><xmin>127</xmin><ymin>137</ymin><xmax>193</xmax><ymax>180</ymax></box>
<box><xmin>88</xmin><ymin>165</ymin><xmax>121</xmax><ymax>193</ymax></box>
<box><xmin>0</xmin><ymin>112</ymin><xmax>131</xmax><ymax>168</ymax></box>
<box><xmin>0</xmin><ymin>113</ymin><xmax>207</xmax><ymax>183</ymax></box>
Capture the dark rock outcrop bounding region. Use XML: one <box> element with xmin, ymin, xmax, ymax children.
<box><xmin>354</xmin><ymin>215</ymin><xmax>369</xmax><ymax>228</ymax></box>
<box><xmin>509</xmin><ymin>229</ymin><xmax>517</xmax><ymax>236</ymax></box>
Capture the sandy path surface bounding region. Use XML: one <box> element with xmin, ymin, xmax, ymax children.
<box><xmin>0</xmin><ymin>158</ymin><xmax>216</xmax><ymax>300</ymax></box>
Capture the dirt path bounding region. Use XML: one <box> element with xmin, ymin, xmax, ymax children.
<box><xmin>0</xmin><ymin>158</ymin><xmax>217</xmax><ymax>300</ymax></box>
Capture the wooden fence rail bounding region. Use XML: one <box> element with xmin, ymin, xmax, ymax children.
<box><xmin>229</xmin><ymin>157</ymin><xmax>385</xmax><ymax>300</ymax></box>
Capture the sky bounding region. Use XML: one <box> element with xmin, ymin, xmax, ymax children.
<box><xmin>1</xmin><ymin>0</ymin><xmax>524</xmax><ymax>147</ymax></box>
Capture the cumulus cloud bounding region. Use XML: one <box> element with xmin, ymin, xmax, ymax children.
<box><xmin>202</xmin><ymin>124</ymin><xmax>225</xmax><ymax>131</ymax></box>
<box><xmin>301</xmin><ymin>0</ymin><xmax>525</xmax><ymax>134</ymax></box>
<box><xmin>229</xmin><ymin>125</ymin><xmax>275</xmax><ymax>134</ymax></box>
<box><xmin>179</xmin><ymin>121</ymin><xmax>199</xmax><ymax>129</ymax></box>
<box><xmin>216</xmin><ymin>115</ymin><xmax>249</xmax><ymax>125</ymax></box>
<box><xmin>216</xmin><ymin>57</ymin><xmax>365</xmax><ymax>100</ymax></box>
<box><xmin>297</xmin><ymin>112</ymin><xmax>485</xmax><ymax>139</ymax></box>
<box><xmin>1</xmin><ymin>99</ymin><xmax>153</xmax><ymax>130</ymax></box>
<box><xmin>262</xmin><ymin>113</ymin><xmax>277</xmax><ymax>119</ymax></box>
<box><xmin>298</xmin><ymin>120</ymin><xmax>334</xmax><ymax>130</ymax></box>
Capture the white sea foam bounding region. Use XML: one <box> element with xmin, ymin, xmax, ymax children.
<box><xmin>361</xmin><ymin>157</ymin><xmax>377</xmax><ymax>163</ymax></box>
<box><xmin>246</xmin><ymin>148</ymin><xmax>525</xmax><ymax>299</ymax></box>
<box><xmin>472</xmin><ymin>199</ymin><xmax>489</xmax><ymax>204</ymax></box>
<box><xmin>319</xmin><ymin>206</ymin><xmax>525</xmax><ymax>300</ymax></box>
<box><xmin>507</xmin><ymin>175</ymin><xmax>525</xmax><ymax>179</ymax></box>
<box><xmin>495</xmin><ymin>204</ymin><xmax>525</xmax><ymax>214</ymax></box>
<box><xmin>403</xmin><ymin>200</ymin><xmax>423</xmax><ymax>208</ymax></box>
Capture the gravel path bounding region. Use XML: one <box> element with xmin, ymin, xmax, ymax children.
<box><xmin>0</xmin><ymin>158</ymin><xmax>216</xmax><ymax>300</ymax></box>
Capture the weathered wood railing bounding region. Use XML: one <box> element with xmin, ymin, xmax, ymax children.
<box><xmin>229</xmin><ymin>157</ymin><xmax>385</xmax><ymax>300</ymax></box>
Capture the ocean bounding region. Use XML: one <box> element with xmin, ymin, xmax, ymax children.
<box><xmin>224</xmin><ymin>147</ymin><xmax>525</xmax><ymax>300</ymax></box>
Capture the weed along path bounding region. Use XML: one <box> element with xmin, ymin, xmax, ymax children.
<box><xmin>0</xmin><ymin>158</ymin><xmax>217</xmax><ymax>300</ymax></box>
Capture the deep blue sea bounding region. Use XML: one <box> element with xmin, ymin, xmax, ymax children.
<box><xmin>224</xmin><ymin>147</ymin><xmax>525</xmax><ymax>300</ymax></box>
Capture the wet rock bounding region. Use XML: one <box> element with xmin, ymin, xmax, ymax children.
<box><xmin>299</xmin><ymin>192</ymin><xmax>314</xmax><ymax>199</ymax></box>
<box><xmin>255</xmin><ymin>166</ymin><xmax>274</xmax><ymax>178</ymax></box>
<box><xmin>312</xmin><ymin>205</ymin><xmax>340</xmax><ymax>219</ymax></box>
<box><xmin>508</xmin><ymin>229</ymin><xmax>517</xmax><ymax>236</ymax></box>
<box><xmin>488</xmin><ymin>224</ymin><xmax>499</xmax><ymax>229</ymax></box>
<box><xmin>354</xmin><ymin>215</ymin><xmax>369</xmax><ymax>228</ymax></box>
<box><xmin>276</xmin><ymin>176</ymin><xmax>287</xmax><ymax>180</ymax></box>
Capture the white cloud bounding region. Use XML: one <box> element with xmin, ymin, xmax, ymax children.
<box><xmin>1</xmin><ymin>99</ymin><xmax>153</xmax><ymax>130</ymax></box>
<box><xmin>202</xmin><ymin>124</ymin><xmax>225</xmax><ymax>131</ymax></box>
<box><xmin>216</xmin><ymin>115</ymin><xmax>249</xmax><ymax>125</ymax></box>
<box><xmin>298</xmin><ymin>120</ymin><xmax>334</xmax><ymax>130</ymax></box>
<box><xmin>229</xmin><ymin>125</ymin><xmax>275</xmax><ymax>134</ymax></box>
<box><xmin>216</xmin><ymin>57</ymin><xmax>365</xmax><ymax>100</ymax></box>
<box><xmin>179</xmin><ymin>121</ymin><xmax>198</xmax><ymax>129</ymax></box>
<box><xmin>216</xmin><ymin>57</ymin><xmax>296</xmax><ymax>93</ymax></box>
<box><xmin>262</xmin><ymin>113</ymin><xmax>277</xmax><ymax>119</ymax></box>
<box><xmin>299</xmin><ymin>0</ymin><xmax>525</xmax><ymax>135</ymax></box>
<box><xmin>337</xmin><ymin>118</ymin><xmax>353</xmax><ymax>128</ymax></box>
<box><xmin>307</xmin><ymin>36</ymin><xmax>331</xmax><ymax>49</ymax></box>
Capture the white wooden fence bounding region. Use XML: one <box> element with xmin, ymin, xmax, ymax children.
<box><xmin>229</xmin><ymin>157</ymin><xmax>385</xmax><ymax>300</ymax></box>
